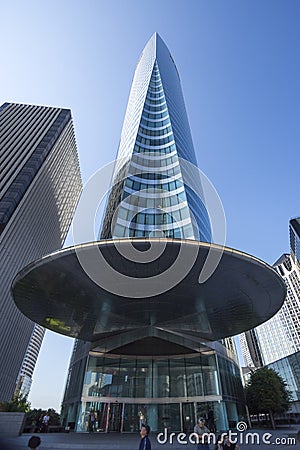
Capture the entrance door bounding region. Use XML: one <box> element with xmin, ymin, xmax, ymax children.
<box><xmin>182</xmin><ymin>402</ymin><xmax>195</xmax><ymax>433</ymax></box>
<box><xmin>97</xmin><ymin>403</ymin><xmax>109</xmax><ymax>432</ymax></box>
<box><xmin>107</xmin><ymin>403</ymin><xmax>123</xmax><ymax>432</ymax></box>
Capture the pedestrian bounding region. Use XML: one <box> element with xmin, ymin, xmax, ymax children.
<box><xmin>88</xmin><ymin>409</ymin><xmax>96</xmax><ymax>432</ymax></box>
<box><xmin>207</xmin><ymin>409</ymin><xmax>216</xmax><ymax>433</ymax></box>
<box><xmin>222</xmin><ymin>434</ymin><xmax>240</xmax><ymax>449</ymax></box>
<box><xmin>41</xmin><ymin>411</ymin><xmax>50</xmax><ymax>432</ymax></box>
<box><xmin>139</xmin><ymin>423</ymin><xmax>151</xmax><ymax>450</ymax></box>
<box><xmin>194</xmin><ymin>418</ymin><xmax>210</xmax><ymax>450</ymax></box>
<box><xmin>214</xmin><ymin>434</ymin><xmax>224</xmax><ymax>449</ymax></box>
<box><xmin>28</xmin><ymin>435</ymin><xmax>41</xmax><ymax>449</ymax></box>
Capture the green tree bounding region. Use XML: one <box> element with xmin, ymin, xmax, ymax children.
<box><xmin>0</xmin><ymin>393</ymin><xmax>30</xmax><ymax>413</ymax></box>
<box><xmin>245</xmin><ymin>367</ymin><xmax>291</xmax><ymax>429</ymax></box>
<box><xmin>25</xmin><ymin>408</ymin><xmax>43</xmax><ymax>430</ymax></box>
<box><xmin>25</xmin><ymin>408</ymin><xmax>61</xmax><ymax>430</ymax></box>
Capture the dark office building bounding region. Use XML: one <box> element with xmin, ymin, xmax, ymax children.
<box><xmin>290</xmin><ymin>218</ymin><xmax>300</xmax><ymax>265</ymax></box>
<box><xmin>0</xmin><ymin>102</ymin><xmax>82</xmax><ymax>401</ymax></box>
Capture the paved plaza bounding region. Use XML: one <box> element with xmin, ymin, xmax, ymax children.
<box><xmin>0</xmin><ymin>427</ymin><xmax>299</xmax><ymax>450</ymax></box>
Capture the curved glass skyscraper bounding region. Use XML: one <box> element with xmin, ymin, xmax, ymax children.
<box><xmin>101</xmin><ymin>33</ymin><xmax>210</xmax><ymax>242</ymax></box>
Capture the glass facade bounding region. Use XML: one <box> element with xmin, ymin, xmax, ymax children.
<box><xmin>290</xmin><ymin>218</ymin><xmax>300</xmax><ymax>266</ymax></box>
<box><xmin>15</xmin><ymin>324</ymin><xmax>45</xmax><ymax>398</ymax></box>
<box><xmin>62</xmin><ymin>33</ymin><xmax>245</xmax><ymax>432</ymax></box>
<box><xmin>101</xmin><ymin>37</ymin><xmax>211</xmax><ymax>243</ymax></box>
<box><xmin>82</xmin><ymin>354</ymin><xmax>219</xmax><ymax>399</ymax></box>
<box><xmin>240</xmin><ymin>221</ymin><xmax>300</xmax><ymax>370</ymax></box>
<box><xmin>63</xmin><ymin>351</ymin><xmax>243</xmax><ymax>433</ymax></box>
<box><xmin>253</xmin><ymin>254</ymin><xmax>300</xmax><ymax>365</ymax></box>
<box><xmin>268</xmin><ymin>351</ymin><xmax>300</xmax><ymax>415</ymax></box>
<box><xmin>268</xmin><ymin>352</ymin><xmax>300</xmax><ymax>403</ymax></box>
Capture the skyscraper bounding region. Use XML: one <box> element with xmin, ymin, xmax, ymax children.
<box><xmin>100</xmin><ymin>34</ymin><xmax>210</xmax><ymax>242</ymax></box>
<box><xmin>15</xmin><ymin>325</ymin><xmax>45</xmax><ymax>397</ymax></box>
<box><xmin>239</xmin><ymin>217</ymin><xmax>300</xmax><ymax>369</ymax></box>
<box><xmin>290</xmin><ymin>218</ymin><xmax>300</xmax><ymax>266</ymax></box>
<box><xmin>12</xmin><ymin>34</ymin><xmax>285</xmax><ymax>432</ymax></box>
<box><xmin>255</xmin><ymin>254</ymin><xmax>300</xmax><ymax>364</ymax></box>
<box><xmin>239</xmin><ymin>330</ymin><xmax>263</xmax><ymax>369</ymax></box>
<box><xmin>0</xmin><ymin>102</ymin><xmax>82</xmax><ymax>401</ymax></box>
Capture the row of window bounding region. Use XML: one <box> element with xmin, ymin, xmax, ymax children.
<box><xmin>143</xmin><ymin>103</ymin><xmax>167</xmax><ymax>113</ymax></box>
<box><xmin>137</xmin><ymin>129</ymin><xmax>171</xmax><ymax>141</ymax></box>
<box><xmin>129</xmin><ymin>165</ymin><xmax>180</xmax><ymax>179</ymax></box>
<box><xmin>131</xmin><ymin>149</ymin><xmax>178</xmax><ymax>163</ymax></box>
<box><xmin>148</xmin><ymin>85</ymin><xmax>163</xmax><ymax>92</ymax></box>
<box><xmin>148</xmin><ymin>88</ymin><xmax>162</xmax><ymax>96</ymax></box>
<box><xmin>130</xmin><ymin>208</ymin><xmax>190</xmax><ymax>226</ymax></box>
<box><xmin>142</xmin><ymin>110</ymin><xmax>168</xmax><ymax>120</ymax></box>
<box><xmin>145</xmin><ymin>97</ymin><xmax>165</xmax><ymax>106</ymax></box>
<box><xmin>124</xmin><ymin>177</ymin><xmax>183</xmax><ymax>192</ymax></box>
<box><xmin>133</xmin><ymin>142</ymin><xmax>176</xmax><ymax>155</ymax></box>
<box><xmin>117</xmin><ymin>201</ymin><xmax>189</xmax><ymax>221</ymax></box>
<box><xmin>114</xmin><ymin>223</ymin><xmax>194</xmax><ymax>239</ymax></box>
<box><xmin>119</xmin><ymin>191</ymin><xmax>187</xmax><ymax>212</ymax></box>
<box><xmin>127</xmin><ymin>171</ymin><xmax>172</xmax><ymax>181</ymax></box>
<box><xmin>149</xmin><ymin>81</ymin><xmax>162</xmax><ymax>88</ymax></box>
<box><xmin>136</xmin><ymin>134</ymin><xmax>174</xmax><ymax>147</ymax></box>
<box><xmin>140</xmin><ymin>117</ymin><xmax>170</xmax><ymax>128</ymax></box>
<box><xmin>130</xmin><ymin>163</ymin><xmax>178</xmax><ymax>176</ymax></box>
<box><xmin>138</xmin><ymin>125</ymin><xmax>172</xmax><ymax>137</ymax></box>
<box><xmin>131</xmin><ymin>212</ymin><xmax>175</xmax><ymax>225</ymax></box>
<box><xmin>122</xmin><ymin>192</ymin><xmax>187</xmax><ymax>211</ymax></box>
<box><xmin>146</xmin><ymin>91</ymin><xmax>164</xmax><ymax>100</ymax></box>
<box><xmin>148</xmin><ymin>90</ymin><xmax>163</xmax><ymax>98</ymax></box>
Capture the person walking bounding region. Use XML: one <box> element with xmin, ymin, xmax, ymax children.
<box><xmin>88</xmin><ymin>409</ymin><xmax>96</xmax><ymax>432</ymax></box>
<box><xmin>194</xmin><ymin>418</ymin><xmax>210</xmax><ymax>450</ymax></box>
<box><xmin>41</xmin><ymin>411</ymin><xmax>50</xmax><ymax>432</ymax></box>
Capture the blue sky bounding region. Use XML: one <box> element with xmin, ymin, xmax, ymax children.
<box><xmin>2</xmin><ymin>0</ymin><xmax>300</xmax><ymax>410</ymax></box>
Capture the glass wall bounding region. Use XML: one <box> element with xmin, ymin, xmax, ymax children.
<box><xmin>268</xmin><ymin>351</ymin><xmax>300</xmax><ymax>401</ymax></box>
<box><xmin>82</xmin><ymin>354</ymin><xmax>220</xmax><ymax>399</ymax></box>
<box><xmin>67</xmin><ymin>352</ymin><xmax>245</xmax><ymax>432</ymax></box>
<box><xmin>100</xmin><ymin>61</ymin><xmax>212</xmax><ymax>243</ymax></box>
<box><xmin>75</xmin><ymin>399</ymin><xmax>242</xmax><ymax>433</ymax></box>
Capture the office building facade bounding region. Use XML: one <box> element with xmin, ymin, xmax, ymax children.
<box><xmin>239</xmin><ymin>330</ymin><xmax>263</xmax><ymax>369</ymax></box>
<box><xmin>268</xmin><ymin>351</ymin><xmax>300</xmax><ymax>415</ymax></box>
<box><xmin>255</xmin><ymin>254</ymin><xmax>300</xmax><ymax>364</ymax></box>
<box><xmin>0</xmin><ymin>102</ymin><xmax>82</xmax><ymax>401</ymax></box>
<box><xmin>239</xmin><ymin>249</ymin><xmax>300</xmax><ymax>368</ymax></box>
<box><xmin>15</xmin><ymin>325</ymin><xmax>45</xmax><ymax>397</ymax></box>
<box><xmin>290</xmin><ymin>218</ymin><xmax>300</xmax><ymax>266</ymax></box>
